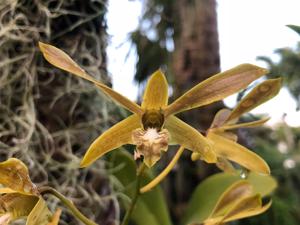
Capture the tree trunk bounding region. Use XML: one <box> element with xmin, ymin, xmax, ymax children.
<box><xmin>173</xmin><ymin>0</ymin><xmax>223</xmax><ymax>130</ymax></box>
<box><xmin>169</xmin><ymin>0</ymin><xmax>223</xmax><ymax>220</ymax></box>
<box><xmin>0</xmin><ymin>1</ymin><xmax>118</xmax><ymax>224</ymax></box>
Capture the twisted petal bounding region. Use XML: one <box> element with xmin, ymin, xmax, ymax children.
<box><xmin>223</xmin><ymin>196</ymin><xmax>271</xmax><ymax>223</ymax></box>
<box><xmin>226</xmin><ymin>78</ymin><xmax>282</xmax><ymax>122</ymax></box>
<box><xmin>0</xmin><ymin>158</ymin><xmax>38</xmax><ymax>194</ymax></box>
<box><xmin>164</xmin><ymin>116</ymin><xmax>217</xmax><ymax>163</ymax></box>
<box><xmin>141</xmin><ymin>70</ymin><xmax>169</xmax><ymax>109</ymax></box>
<box><xmin>0</xmin><ymin>193</ymin><xmax>38</xmax><ymax>220</ymax></box>
<box><xmin>165</xmin><ymin>64</ymin><xmax>268</xmax><ymax>117</ymax></box>
<box><xmin>207</xmin><ymin>132</ymin><xmax>270</xmax><ymax>174</ymax></box>
<box><xmin>39</xmin><ymin>42</ymin><xmax>143</xmax><ymax>116</ymax></box>
<box><xmin>80</xmin><ymin>114</ymin><xmax>141</xmax><ymax>167</ymax></box>
<box><xmin>211</xmin><ymin>181</ymin><xmax>253</xmax><ymax>217</ymax></box>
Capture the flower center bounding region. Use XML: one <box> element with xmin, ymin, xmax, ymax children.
<box><xmin>132</xmin><ymin>127</ymin><xmax>169</xmax><ymax>167</ymax></box>
<box><xmin>131</xmin><ymin>109</ymin><xmax>169</xmax><ymax>167</ymax></box>
<box><xmin>142</xmin><ymin>109</ymin><xmax>165</xmax><ymax>130</ymax></box>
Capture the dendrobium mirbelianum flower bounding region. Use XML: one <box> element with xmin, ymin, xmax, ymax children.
<box><xmin>39</xmin><ymin>42</ymin><xmax>269</xmax><ymax>168</ymax></box>
<box><xmin>192</xmin><ymin>78</ymin><xmax>282</xmax><ymax>174</ymax></box>
<box><xmin>0</xmin><ymin>158</ymin><xmax>60</xmax><ymax>225</ymax></box>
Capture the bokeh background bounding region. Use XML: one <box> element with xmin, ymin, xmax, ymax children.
<box><xmin>0</xmin><ymin>0</ymin><xmax>299</xmax><ymax>224</ymax></box>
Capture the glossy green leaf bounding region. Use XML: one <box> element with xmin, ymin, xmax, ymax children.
<box><xmin>165</xmin><ymin>64</ymin><xmax>268</xmax><ymax>116</ymax></box>
<box><xmin>109</xmin><ymin>150</ymin><xmax>172</xmax><ymax>225</ymax></box>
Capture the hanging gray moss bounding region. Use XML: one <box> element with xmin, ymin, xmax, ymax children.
<box><xmin>0</xmin><ymin>1</ymin><xmax>121</xmax><ymax>224</ymax></box>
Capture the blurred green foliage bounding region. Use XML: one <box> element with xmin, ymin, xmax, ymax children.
<box><xmin>130</xmin><ymin>0</ymin><xmax>175</xmax><ymax>83</ymax></box>
<box><xmin>258</xmin><ymin>25</ymin><xmax>300</xmax><ymax>110</ymax></box>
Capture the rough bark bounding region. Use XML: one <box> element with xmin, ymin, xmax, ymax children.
<box><xmin>173</xmin><ymin>0</ymin><xmax>223</xmax><ymax>130</ymax></box>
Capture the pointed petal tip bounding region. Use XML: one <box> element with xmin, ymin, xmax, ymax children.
<box><xmin>79</xmin><ymin>159</ymin><xmax>90</xmax><ymax>168</ymax></box>
<box><xmin>79</xmin><ymin>152</ymin><xmax>98</xmax><ymax>168</ymax></box>
<box><xmin>142</xmin><ymin>69</ymin><xmax>169</xmax><ymax>109</ymax></box>
<box><xmin>240</xmin><ymin>63</ymin><xmax>268</xmax><ymax>74</ymax></box>
<box><xmin>149</xmin><ymin>69</ymin><xmax>168</xmax><ymax>86</ymax></box>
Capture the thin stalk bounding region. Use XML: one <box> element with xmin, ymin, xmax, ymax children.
<box><xmin>39</xmin><ymin>186</ymin><xmax>98</xmax><ymax>225</ymax></box>
<box><xmin>140</xmin><ymin>146</ymin><xmax>185</xmax><ymax>193</ymax></box>
<box><xmin>120</xmin><ymin>163</ymin><xmax>146</xmax><ymax>225</ymax></box>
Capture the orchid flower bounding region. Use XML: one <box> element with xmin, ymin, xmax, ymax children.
<box><xmin>192</xmin><ymin>78</ymin><xmax>282</xmax><ymax>174</ymax></box>
<box><xmin>202</xmin><ymin>181</ymin><xmax>272</xmax><ymax>225</ymax></box>
<box><xmin>0</xmin><ymin>158</ymin><xmax>60</xmax><ymax>225</ymax></box>
<box><xmin>39</xmin><ymin>42</ymin><xmax>268</xmax><ymax>168</ymax></box>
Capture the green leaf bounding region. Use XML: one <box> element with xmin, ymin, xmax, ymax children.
<box><xmin>287</xmin><ymin>24</ymin><xmax>300</xmax><ymax>36</ymax></box>
<box><xmin>181</xmin><ymin>172</ymin><xmax>276</xmax><ymax>225</ymax></box>
<box><xmin>109</xmin><ymin>150</ymin><xmax>172</xmax><ymax>225</ymax></box>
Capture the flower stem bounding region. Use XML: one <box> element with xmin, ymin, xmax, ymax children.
<box><xmin>120</xmin><ymin>163</ymin><xmax>146</xmax><ymax>225</ymax></box>
<box><xmin>39</xmin><ymin>186</ymin><xmax>98</xmax><ymax>225</ymax></box>
<box><xmin>140</xmin><ymin>146</ymin><xmax>185</xmax><ymax>193</ymax></box>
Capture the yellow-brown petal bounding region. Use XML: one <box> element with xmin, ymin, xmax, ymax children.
<box><xmin>164</xmin><ymin>116</ymin><xmax>217</xmax><ymax>163</ymax></box>
<box><xmin>39</xmin><ymin>42</ymin><xmax>143</xmax><ymax>116</ymax></box>
<box><xmin>210</xmin><ymin>109</ymin><xmax>232</xmax><ymax>129</ymax></box>
<box><xmin>80</xmin><ymin>114</ymin><xmax>141</xmax><ymax>167</ymax></box>
<box><xmin>0</xmin><ymin>158</ymin><xmax>38</xmax><ymax>195</ymax></box>
<box><xmin>207</xmin><ymin>132</ymin><xmax>270</xmax><ymax>174</ymax></box>
<box><xmin>141</xmin><ymin>70</ymin><xmax>169</xmax><ymax>109</ymax></box>
<box><xmin>211</xmin><ymin>181</ymin><xmax>253</xmax><ymax>217</ymax></box>
<box><xmin>26</xmin><ymin>197</ymin><xmax>53</xmax><ymax>225</ymax></box>
<box><xmin>220</xmin><ymin>117</ymin><xmax>270</xmax><ymax>130</ymax></box>
<box><xmin>47</xmin><ymin>209</ymin><xmax>62</xmax><ymax>225</ymax></box>
<box><xmin>0</xmin><ymin>193</ymin><xmax>39</xmax><ymax>220</ymax></box>
<box><xmin>224</xmin><ymin>200</ymin><xmax>272</xmax><ymax>223</ymax></box>
<box><xmin>226</xmin><ymin>78</ymin><xmax>282</xmax><ymax>122</ymax></box>
<box><xmin>165</xmin><ymin>64</ymin><xmax>268</xmax><ymax>117</ymax></box>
